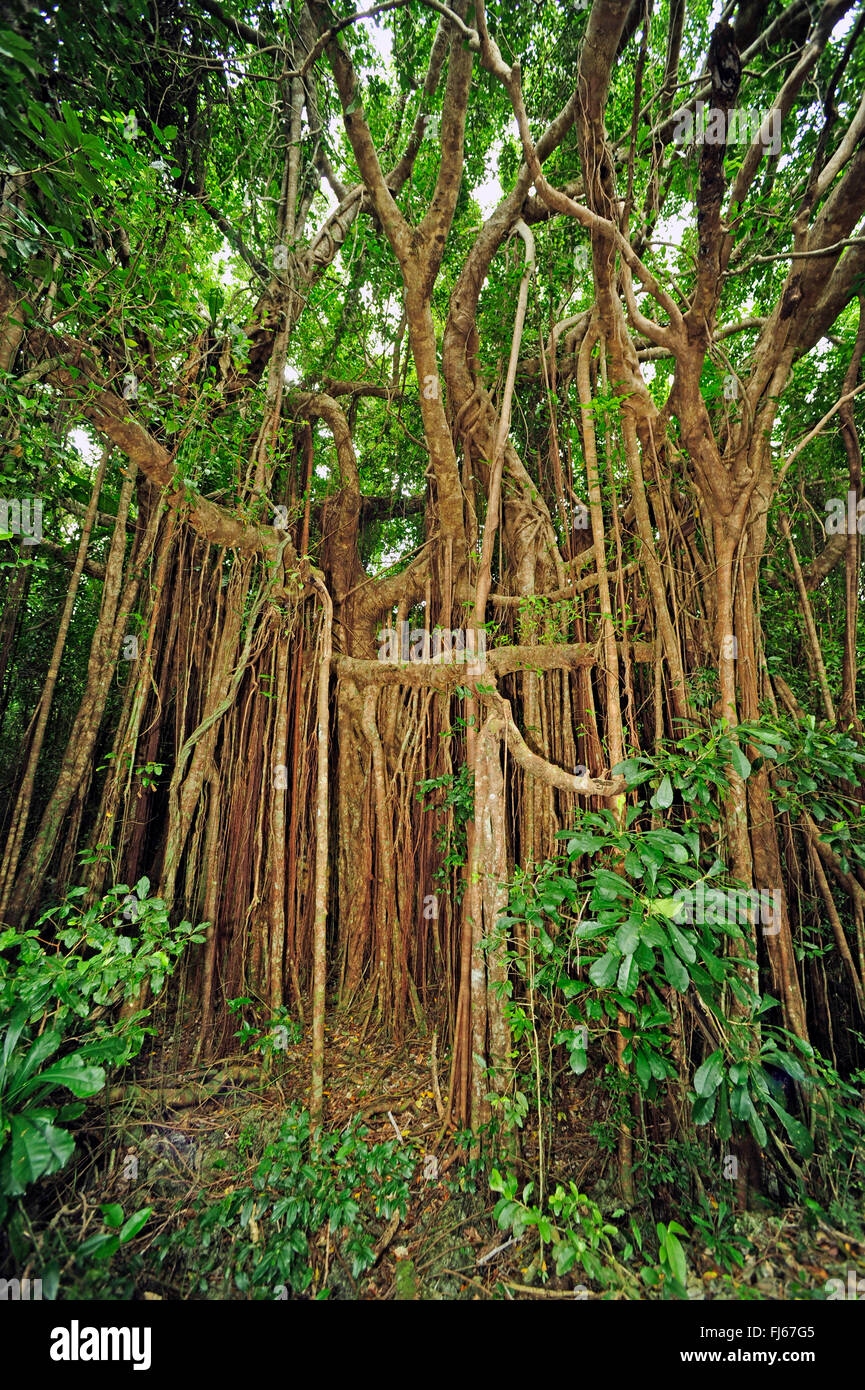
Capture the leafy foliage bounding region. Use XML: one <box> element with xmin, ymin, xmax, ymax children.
<box><xmin>0</xmin><ymin>879</ymin><xmax>205</xmax><ymax>1215</ymax></box>
<box><xmin>157</xmin><ymin>1105</ymin><xmax>415</xmax><ymax>1299</ymax></box>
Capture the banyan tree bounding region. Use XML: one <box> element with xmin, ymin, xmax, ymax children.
<box><xmin>2</xmin><ymin>0</ymin><xmax>865</xmax><ymax>1202</ymax></box>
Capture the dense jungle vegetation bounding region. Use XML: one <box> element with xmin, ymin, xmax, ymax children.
<box><xmin>1</xmin><ymin>0</ymin><xmax>865</xmax><ymax>1313</ymax></box>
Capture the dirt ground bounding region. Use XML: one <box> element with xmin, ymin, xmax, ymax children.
<box><xmin>83</xmin><ymin>1010</ymin><xmax>865</xmax><ymax>1301</ymax></box>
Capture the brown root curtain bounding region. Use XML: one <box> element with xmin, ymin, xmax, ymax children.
<box><xmin>2</xmin><ymin>0</ymin><xmax>864</xmax><ymax>1185</ymax></box>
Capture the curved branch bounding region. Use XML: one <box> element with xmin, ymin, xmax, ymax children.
<box><xmin>474</xmin><ymin>23</ymin><xmax>683</xmax><ymax>344</ymax></box>
<box><xmin>298</xmin><ymin>0</ymin><xmax>479</xmax><ymax>79</ymax></box>
<box><xmin>482</xmin><ymin>699</ymin><xmax>626</xmax><ymax>798</ymax></box>
<box><xmin>308</xmin><ymin>1</ymin><xmax>409</xmax><ymax>260</ymax></box>
<box><xmin>20</xmin><ymin>323</ymin><xmax>297</xmax><ymax>562</ymax></box>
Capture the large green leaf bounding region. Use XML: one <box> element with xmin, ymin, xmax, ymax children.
<box><xmin>13</xmin><ymin>1058</ymin><xmax>105</xmax><ymax>1102</ymax></box>
<box><xmin>667</xmin><ymin>922</ymin><xmax>696</xmax><ymax>964</ymax></box>
<box><xmin>764</xmin><ymin>1048</ymin><xmax>808</xmax><ymax>1084</ymax></box>
<box><xmin>5</xmin><ymin>1029</ymin><xmax>62</xmax><ymax>1097</ymax></box>
<box><xmin>652</xmin><ymin>775</ymin><xmax>674</xmax><ymax>809</ymax></box>
<box><xmin>0</xmin><ymin>1111</ymin><xmax>74</xmax><ymax>1195</ymax></box>
<box><xmin>0</xmin><ymin>1007</ymin><xmax>29</xmax><ymax>1087</ymax></box>
<box><xmin>617</xmin><ymin>953</ymin><xmax>639</xmax><ymax>995</ymax></box>
<box><xmin>767</xmin><ymin>1099</ymin><xmax>813</xmax><ymax>1157</ymax></box>
<box><xmin>593</xmin><ymin>869</ymin><xmax>635</xmax><ymax>899</ymax></box>
<box><xmin>661</xmin><ymin>948</ymin><xmax>689</xmax><ymax>993</ymax></box>
<box><xmin>693</xmin><ymin>1049</ymin><xmax>725</xmax><ymax>1098</ymax></box>
<box><xmin>615</xmin><ymin>921</ymin><xmax>640</xmax><ymax>955</ymax></box>
<box><xmin>589</xmin><ymin>951</ymin><xmax>619</xmax><ymax>988</ymax></box>
<box><xmin>692</xmin><ymin>1091</ymin><xmax>717</xmax><ymax>1125</ymax></box>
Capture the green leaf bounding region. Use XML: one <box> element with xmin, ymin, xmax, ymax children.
<box><xmin>634</xmin><ymin>1048</ymin><xmax>651</xmax><ymax>1088</ymax></box>
<box><xmin>667</xmin><ymin>922</ymin><xmax>696</xmax><ymax>964</ymax></box>
<box><xmin>692</xmin><ymin>1091</ymin><xmax>717</xmax><ymax>1125</ymax></box>
<box><xmin>496</xmin><ymin>1200</ymin><xmax>519</xmax><ymax>1230</ymax></box>
<box><xmin>764</xmin><ymin>1048</ymin><xmax>807</xmax><ymax>1083</ymax></box>
<box><xmin>77</xmin><ymin>1231</ymin><xmax>120</xmax><ymax>1261</ymax></box>
<box><xmin>6</xmin><ymin>1029</ymin><xmax>62</xmax><ymax>1096</ymax></box>
<box><xmin>589</xmin><ymin>951</ymin><xmax>619</xmax><ymax>988</ymax></box>
<box><xmin>41</xmin><ymin>1261</ymin><xmax>60</xmax><ymax>1300</ymax></box>
<box><xmin>575</xmin><ymin>920</ymin><xmax>608</xmax><ymax>940</ymax></box>
<box><xmin>615</xmin><ymin>922</ymin><xmax>640</xmax><ymax>955</ymax></box>
<box><xmin>693</xmin><ymin>1050</ymin><xmax>724</xmax><ymax>1098</ymax></box>
<box><xmin>730</xmin><ymin>1084</ymin><xmax>755</xmax><ymax>1123</ymax></box>
<box><xmin>716</xmin><ymin>1082</ymin><xmax>732</xmax><ymax>1141</ymax></box>
<box><xmin>653</xmin><ymin>775</ymin><xmax>674</xmax><ymax>809</ymax></box>
<box><xmin>0</xmin><ymin>1114</ymin><xmax>52</xmax><ymax>1194</ymax></box>
<box><xmin>566</xmin><ymin>833</ymin><xmax>607</xmax><ymax>857</ymax></box>
<box><xmin>611</xmin><ymin>758</ymin><xmax>645</xmax><ymax>782</ymax></box>
<box><xmin>617</xmin><ymin>953</ymin><xmax>639</xmax><ymax>995</ymax></box>
<box><xmin>665</xmin><ymin>1230</ymin><xmax>687</xmax><ymax>1287</ymax></box>
<box><xmin>120</xmin><ymin>1206</ymin><xmax>152</xmax><ymax>1243</ymax></box>
<box><xmin>648</xmin><ymin>1050</ymin><xmax>669</xmax><ymax>1081</ymax></box>
<box><xmin>767</xmin><ymin>1099</ymin><xmax>813</xmax><ymax>1157</ymax></box>
<box><xmin>642</xmin><ymin>918</ymin><xmax>669</xmax><ymax>948</ymax></box>
<box><xmin>748</xmin><ymin>1108</ymin><xmax>767</xmax><ymax>1147</ymax></box>
<box><xmin>0</xmin><ymin>1112</ymin><xmax>74</xmax><ymax>1195</ymax></box>
<box><xmin>593</xmin><ymin>869</ymin><xmax>635</xmax><ymax>898</ymax></box>
<box><xmin>1</xmin><ymin>1006</ymin><xmax>29</xmax><ymax>1086</ymax></box>
<box><xmin>16</xmin><ymin>1058</ymin><xmax>105</xmax><ymax>1101</ymax></box>
<box><xmin>635</xmin><ymin>938</ymin><xmax>655</xmax><ymax>969</ymax></box>
<box><xmin>661</xmin><ymin>948</ymin><xmax>689</xmax><ymax>993</ymax></box>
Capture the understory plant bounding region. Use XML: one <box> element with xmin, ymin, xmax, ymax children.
<box><xmin>0</xmin><ymin>878</ymin><xmax>205</xmax><ymax>1249</ymax></box>
<box><xmin>489</xmin><ymin>720</ymin><xmax>865</xmax><ymax>1232</ymax></box>
<box><xmin>156</xmin><ymin>1104</ymin><xmax>415</xmax><ymax>1298</ymax></box>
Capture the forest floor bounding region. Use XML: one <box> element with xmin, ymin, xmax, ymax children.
<box><xmin>73</xmin><ymin>1009</ymin><xmax>865</xmax><ymax>1301</ymax></box>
